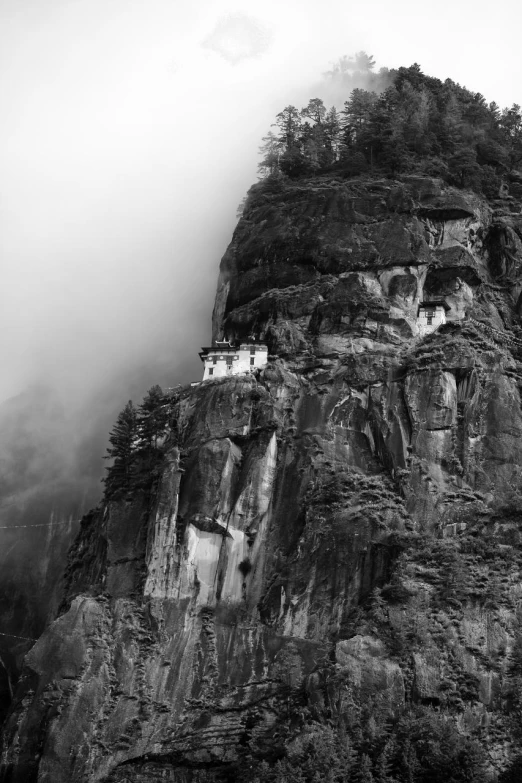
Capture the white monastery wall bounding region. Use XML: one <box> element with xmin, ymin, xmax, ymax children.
<box><xmin>202</xmin><ymin>344</ymin><xmax>268</xmax><ymax>381</ymax></box>
<box><xmin>417</xmin><ymin>306</ymin><xmax>447</xmax><ymax>337</ymax></box>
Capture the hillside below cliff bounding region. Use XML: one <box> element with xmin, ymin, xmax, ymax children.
<box><xmin>3</xmin><ymin>76</ymin><xmax>522</xmax><ymax>781</ymax></box>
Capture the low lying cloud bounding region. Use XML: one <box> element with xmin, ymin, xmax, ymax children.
<box><xmin>202</xmin><ymin>12</ymin><xmax>272</xmax><ymax>64</ymax></box>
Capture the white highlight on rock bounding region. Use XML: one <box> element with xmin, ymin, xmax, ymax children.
<box><xmin>144</xmin><ymin>432</ymin><xmax>278</xmax><ymax>607</ymax></box>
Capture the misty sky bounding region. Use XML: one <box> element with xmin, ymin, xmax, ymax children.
<box><xmin>1</xmin><ymin>0</ymin><xmax>522</xmax><ymax>406</ymax></box>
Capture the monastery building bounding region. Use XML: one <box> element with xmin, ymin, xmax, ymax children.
<box><xmin>199</xmin><ymin>341</ymin><xmax>268</xmax><ymax>381</ymax></box>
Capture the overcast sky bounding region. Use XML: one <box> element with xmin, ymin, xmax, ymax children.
<box><xmin>1</xmin><ymin>0</ymin><xmax>521</xmax><ymax>406</ymax></box>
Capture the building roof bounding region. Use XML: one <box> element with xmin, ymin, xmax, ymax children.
<box><xmin>199</xmin><ymin>341</ymin><xmax>268</xmax><ymax>361</ymax></box>
<box><xmin>418</xmin><ymin>300</ymin><xmax>451</xmax><ymax>312</ymax></box>
<box><xmin>199</xmin><ymin>345</ymin><xmax>237</xmax><ymax>361</ymax></box>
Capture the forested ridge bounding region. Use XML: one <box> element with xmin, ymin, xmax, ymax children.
<box><xmin>257</xmin><ymin>54</ymin><xmax>522</xmax><ymax>198</ymax></box>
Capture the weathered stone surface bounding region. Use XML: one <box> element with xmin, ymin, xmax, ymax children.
<box><xmin>405</xmin><ymin>370</ymin><xmax>457</xmax><ymax>430</ymax></box>
<box><xmin>412</xmin><ymin>650</ymin><xmax>441</xmax><ymax>701</ymax></box>
<box><xmin>336</xmin><ymin>635</ymin><xmax>405</xmax><ymax>715</ymax></box>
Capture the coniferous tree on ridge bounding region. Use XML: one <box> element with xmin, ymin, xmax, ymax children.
<box><xmin>257</xmin><ymin>55</ymin><xmax>522</xmax><ymax>189</ymax></box>
<box><xmin>103</xmin><ymin>400</ymin><xmax>138</xmax><ymax>498</ymax></box>
<box><xmin>138</xmin><ymin>384</ymin><xmax>168</xmax><ymax>449</ymax></box>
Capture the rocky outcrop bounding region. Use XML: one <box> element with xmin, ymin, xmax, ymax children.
<box><xmin>2</xmin><ymin>175</ymin><xmax>522</xmax><ymax>781</ymax></box>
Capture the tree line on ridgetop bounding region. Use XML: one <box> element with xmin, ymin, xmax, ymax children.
<box><xmin>257</xmin><ymin>53</ymin><xmax>522</xmax><ymax>196</ymax></box>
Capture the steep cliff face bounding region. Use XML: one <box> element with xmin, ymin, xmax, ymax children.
<box><xmin>2</xmin><ymin>174</ymin><xmax>522</xmax><ymax>782</ymax></box>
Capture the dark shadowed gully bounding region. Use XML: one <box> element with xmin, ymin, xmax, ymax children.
<box><xmin>3</xmin><ymin>168</ymin><xmax>522</xmax><ymax>782</ymax></box>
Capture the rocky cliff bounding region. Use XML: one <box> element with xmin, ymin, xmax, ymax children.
<box><xmin>2</xmin><ymin>173</ymin><xmax>522</xmax><ymax>782</ymax></box>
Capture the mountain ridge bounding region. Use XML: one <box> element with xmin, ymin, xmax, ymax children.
<box><xmin>2</xmin><ymin>67</ymin><xmax>522</xmax><ymax>780</ymax></box>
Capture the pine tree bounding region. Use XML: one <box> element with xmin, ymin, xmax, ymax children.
<box><xmin>374</xmin><ymin>737</ymin><xmax>397</xmax><ymax>783</ymax></box>
<box><xmin>301</xmin><ymin>122</ymin><xmax>325</xmax><ymax>172</ymax></box>
<box><xmin>353</xmin><ymin>753</ymin><xmax>375</xmax><ymax>783</ymax></box>
<box><xmin>253</xmin><ymin>760</ymin><xmax>273</xmax><ymax>783</ymax></box>
<box><xmin>279</xmin><ymin>146</ymin><xmax>309</xmax><ymax>178</ymax></box>
<box><xmin>489</xmin><ymin>101</ymin><xmax>501</xmax><ymax>122</ymax></box>
<box><xmin>463</xmin><ymin>92</ymin><xmax>489</xmax><ymax>130</ymax></box>
<box><xmin>448</xmin><ymin>147</ymin><xmax>482</xmax><ymax>188</ymax></box>
<box><xmin>273</xmin><ymin>105</ymin><xmax>302</xmax><ymax>149</ymax></box>
<box><xmin>354</xmin><ymin>51</ymin><xmax>376</xmax><ymax>71</ymax></box>
<box><xmin>138</xmin><ymin>385</ymin><xmax>168</xmax><ymax>448</ymax></box>
<box><xmin>440</xmin><ymin>93</ymin><xmax>464</xmax><ymax>152</ymax></box>
<box><xmin>341</xmin><ymin>89</ymin><xmax>378</xmax><ymax>146</ymax></box>
<box><xmin>399</xmin><ymin>738</ymin><xmax>420</xmax><ymax>783</ymax></box>
<box><xmin>301</xmin><ymin>98</ymin><xmax>326</xmax><ymax>125</ymax></box>
<box><xmin>103</xmin><ymin>401</ymin><xmax>138</xmax><ymax>498</ymax></box>
<box><xmin>274</xmin><ymin>759</ymin><xmax>305</xmax><ymax>783</ymax></box>
<box><xmin>500</xmin><ymin>104</ymin><xmax>522</xmax><ymax>169</ymax></box>
<box><xmin>273</xmin><ymin>106</ymin><xmax>306</xmax><ymax>177</ymax></box>
<box><xmin>381</xmin><ymin>137</ymin><xmax>412</xmax><ymax>176</ymax></box>
<box><xmin>324</xmin><ymin>106</ymin><xmax>342</xmax><ymax>163</ymax></box>
<box><xmin>401</xmin><ymin>84</ymin><xmax>432</xmax><ymax>154</ymax></box>
<box><xmin>258</xmin><ymin>131</ymin><xmax>282</xmax><ymax>177</ymax></box>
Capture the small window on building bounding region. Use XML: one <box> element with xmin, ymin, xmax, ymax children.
<box><xmin>226</xmin><ymin>357</ymin><xmax>233</xmax><ymax>366</ymax></box>
<box><xmin>250</xmin><ymin>357</ymin><xmax>255</xmax><ymax>366</ymax></box>
<box><xmin>209</xmin><ymin>368</ymin><xmax>213</xmax><ymax>376</ymax></box>
<box><xmin>213</xmin><ymin>357</ymin><xmax>217</xmax><ymax>365</ymax></box>
<box><xmin>250</xmin><ymin>347</ymin><xmax>255</xmax><ymax>355</ymax></box>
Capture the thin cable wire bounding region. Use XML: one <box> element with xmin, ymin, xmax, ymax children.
<box><xmin>0</xmin><ymin>520</ymin><xmax>75</xmax><ymax>530</ymax></box>
<box><xmin>0</xmin><ymin>631</ymin><xmax>36</xmax><ymax>642</ymax></box>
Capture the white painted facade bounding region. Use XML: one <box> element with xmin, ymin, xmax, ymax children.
<box><xmin>200</xmin><ymin>341</ymin><xmax>268</xmax><ymax>381</ymax></box>
<box><xmin>417</xmin><ymin>302</ymin><xmax>449</xmax><ymax>336</ymax></box>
